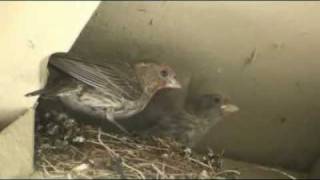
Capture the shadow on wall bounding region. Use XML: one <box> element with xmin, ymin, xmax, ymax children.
<box><xmin>0</xmin><ymin>56</ymin><xmax>52</xmax><ymax>131</ymax></box>
<box><xmin>0</xmin><ymin>108</ymin><xmax>29</xmax><ymax>131</ymax></box>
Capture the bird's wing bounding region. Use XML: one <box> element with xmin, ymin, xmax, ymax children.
<box><xmin>48</xmin><ymin>53</ymin><xmax>143</xmax><ymax>100</ymax></box>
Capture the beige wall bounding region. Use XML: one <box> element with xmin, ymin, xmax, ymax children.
<box><xmin>310</xmin><ymin>157</ymin><xmax>320</xmax><ymax>178</ymax></box>
<box><xmin>71</xmin><ymin>2</ymin><xmax>320</xmax><ymax>172</ymax></box>
<box><xmin>0</xmin><ymin>2</ymin><xmax>99</xmax><ymax>128</ymax></box>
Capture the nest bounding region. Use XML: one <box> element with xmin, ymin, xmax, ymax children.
<box><xmin>34</xmin><ymin>111</ymin><xmax>241</xmax><ymax>179</ymax></box>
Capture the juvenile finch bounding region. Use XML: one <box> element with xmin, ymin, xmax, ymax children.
<box><xmin>140</xmin><ymin>93</ymin><xmax>239</xmax><ymax>147</ymax></box>
<box><xmin>26</xmin><ymin>53</ymin><xmax>181</xmax><ymax>134</ymax></box>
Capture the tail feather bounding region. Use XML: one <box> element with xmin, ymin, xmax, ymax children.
<box><xmin>25</xmin><ymin>89</ymin><xmax>46</xmax><ymax>97</ymax></box>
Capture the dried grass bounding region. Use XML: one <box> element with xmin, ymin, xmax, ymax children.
<box><xmin>35</xmin><ymin>124</ymin><xmax>240</xmax><ymax>179</ymax></box>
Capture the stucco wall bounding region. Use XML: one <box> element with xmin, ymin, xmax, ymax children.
<box><xmin>0</xmin><ymin>109</ymin><xmax>34</xmax><ymax>177</ymax></box>
<box><xmin>70</xmin><ymin>2</ymin><xmax>320</xmax><ymax>172</ymax></box>
<box><xmin>0</xmin><ymin>1</ymin><xmax>99</xmax><ymax>129</ymax></box>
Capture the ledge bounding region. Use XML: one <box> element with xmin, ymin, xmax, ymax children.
<box><xmin>0</xmin><ymin>109</ymin><xmax>35</xmax><ymax>178</ymax></box>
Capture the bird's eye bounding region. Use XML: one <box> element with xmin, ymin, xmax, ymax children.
<box><xmin>160</xmin><ymin>69</ymin><xmax>168</xmax><ymax>77</ymax></box>
<box><xmin>214</xmin><ymin>97</ymin><xmax>221</xmax><ymax>103</ymax></box>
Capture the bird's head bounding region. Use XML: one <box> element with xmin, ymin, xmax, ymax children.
<box><xmin>191</xmin><ymin>93</ymin><xmax>239</xmax><ymax>117</ymax></box>
<box><xmin>134</xmin><ymin>62</ymin><xmax>181</xmax><ymax>95</ymax></box>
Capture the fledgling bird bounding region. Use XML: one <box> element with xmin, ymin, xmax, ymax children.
<box><xmin>139</xmin><ymin>93</ymin><xmax>239</xmax><ymax>148</ymax></box>
<box><xmin>26</xmin><ymin>53</ymin><xmax>182</xmax><ymax>134</ymax></box>
<box><xmin>186</xmin><ymin>93</ymin><xmax>239</xmax><ymax>118</ymax></box>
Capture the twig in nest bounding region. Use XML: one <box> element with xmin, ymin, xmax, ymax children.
<box><xmin>97</xmin><ymin>128</ymin><xmax>117</xmax><ymax>157</ymax></box>
<box><xmin>188</xmin><ymin>157</ymin><xmax>213</xmax><ymax>170</ymax></box>
<box><xmin>92</xmin><ymin>129</ymin><xmax>168</xmax><ymax>151</ymax></box>
<box><xmin>97</xmin><ymin>128</ymin><xmax>128</xmax><ymax>179</ymax></box>
<box><xmin>86</xmin><ymin>128</ymin><xmax>127</xmax><ymax>179</ymax></box>
<box><xmin>214</xmin><ymin>169</ymin><xmax>241</xmax><ymax>177</ymax></box>
<box><xmin>128</xmin><ymin>158</ymin><xmax>183</xmax><ymax>173</ymax></box>
<box><xmin>41</xmin><ymin>165</ymin><xmax>51</xmax><ymax>177</ymax></box>
<box><xmin>151</xmin><ymin>136</ymin><xmax>173</xmax><ymax>149</ymax></box>
<box><xmin>94</xmin><ymin>130</ymin><xmax>137</xmax><ymax>149</ymax></box>
<box><xmin>71</xmin><ymin>163</ymin><xmax>89</xmax><ymax>172</ymax></box>
<box><xmin>37</xmin><ymin>121</ymin><xmax>241</xmax><ymax>179</ymax></box>
<box><xmin>151</xmin><ymin>163</ymin><xmax>167</xmax><ymax>179</ymax></box>
<box><xmin>255</xmin><ymin>165</ymin><xmax>296</xmax><ymax>180</ymax></box>
<box><xmin>70</xmin><ymin>145</ymin><xmax>88</xmax><ymax>161</ymax></box>
<box><xmin>161</xmin><ymin>163</ymin><xmax>166</xmax><ymax>177</ymax></box>
<box><xmin>122</xmin><ymin>161</ymin><xmax>146</xmax><ymax>179</ymax></box>
<box><xmin>41</xmin><ymin>156</ymin><xmax>63</xmax><ymax>173</ymax></box>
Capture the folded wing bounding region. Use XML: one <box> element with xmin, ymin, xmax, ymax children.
<box><xmin>48</xmin><ymin>53</ymin><xmax>143</xmax><ymax>101</ymax></box>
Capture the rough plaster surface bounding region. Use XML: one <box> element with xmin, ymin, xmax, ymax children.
<box><xmin>0</xmin><ymin>2</ymin><xmax>100</xmax><ymax>128</ymax></box>
<box><xmin>70</xmin><ymin>2</ymin><xmax>320</xmax><ymax>172</ymax></box>
<box><xmin>309</xmin><ymin>158</ymin><xmax>320</xmax><ymax>179</ymax></box>
<box><xmin>0</xmin><ymin>109</ymin><xmax>34</xmax><ymax>178</ymax></box>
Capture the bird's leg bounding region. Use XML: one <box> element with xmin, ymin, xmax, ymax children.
<box><xmin>105</xmin><ymin>108</ymin><xmax>130</xmax><ymax>135</ymax></box>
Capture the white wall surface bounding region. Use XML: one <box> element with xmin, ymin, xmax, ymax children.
<box><xmin>0</xmin><ymin>1</ymin><xmax>100</xmax><ymax>128</ymax></box>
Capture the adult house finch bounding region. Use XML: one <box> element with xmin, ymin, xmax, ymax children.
<box><xmin>117</xmin><ymin>73</ymin><xmax>192</xmax><ymax>133</ymax></box>
<box><xmin>26</xmin><ymin>53</ymin><xmax>182</xmax><ymax>134</ymax></box>
<box><xmin>139</xmin><ymin>93</ymin><xmax>239</xmax><ymax>148</ymax></box>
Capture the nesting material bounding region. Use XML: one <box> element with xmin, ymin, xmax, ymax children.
<box><xmin>34</xmin><ymin>111</ymin><xmax>240</xmax><ymax>179</ymax></box>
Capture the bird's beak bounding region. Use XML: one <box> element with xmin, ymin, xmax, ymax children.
<box><xmin>220</xmin><ymin>104</ymin><xmax>239</xmax><ymax>114</ymax></box>
<box><xmin>166</xmin><ymin>78</ymin><xmax>182</xmax><ymax>89</ymax></box>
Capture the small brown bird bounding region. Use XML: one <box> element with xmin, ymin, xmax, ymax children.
<box><xmin>187</xmin><ymin>93</ymin><xmax>239</xmax><ymax>118</ymax></box>
<box><xmin>26</xmin><ymin>53</ymin><xmax>181</xmax><ymax>134</ymax></box>
<box><xmin>140</xmin><ymin>93</ymin><xmax>239</xmax><ymax>147</ymax></box>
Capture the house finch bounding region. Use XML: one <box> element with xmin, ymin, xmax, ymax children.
<box><xmin>186</xmin><ymin>93</ymin><xmax>240</xmax><ymax>118</ymax></box>
<box><xmin>26</xmin><ymin>52</ymin><xmax>181</xmax><ymax>134</ymax></box>
<box><xmin>139</xmin><ymin>93</ymin><xmax>239</xmax><ymax>147</ymax></box>
<box><xmin>116</xmin><ymin>74</ymin><xmax>192</xmax><ymax>133</ymax></box>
